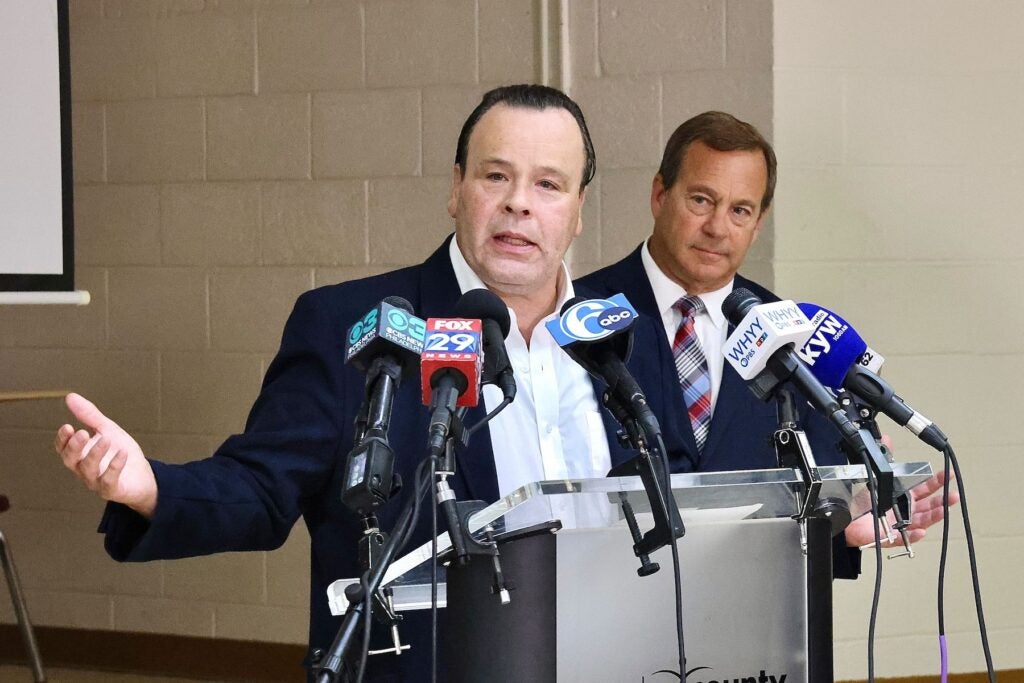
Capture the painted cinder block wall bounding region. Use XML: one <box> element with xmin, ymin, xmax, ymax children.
<box><xmin>2</xmin><ymin>0</ymin><xmax>1018</xmax><ymax>678</ymax></box>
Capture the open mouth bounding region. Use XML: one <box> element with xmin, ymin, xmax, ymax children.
<box><xmin>493</xmin><ymin>233</ymin><xmax>536</xmax><ymax>249</ymax></box>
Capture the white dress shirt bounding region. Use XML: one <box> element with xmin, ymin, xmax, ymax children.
<box><xmin>448</xmin><ymin>240</ymin><xmax>612</xmax><ymax>527</ymax></box>
<box><xmin>640</xmin><ymin>240</ymin><xmax>734</xmax><ymax>416</ymax></box>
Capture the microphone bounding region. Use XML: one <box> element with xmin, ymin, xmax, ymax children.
<box><xmin>341</xmin><ymin>297</ymin><xmax>426</xmax><ymax>514</ymax></box>
<box><xmin>421</xmin><ymin>316</ymin><xmax>482</xmax><ymax>457</ymax></box>
<box><xmin>796</xmin><ymin>303</ymin><xmax>948</xmax><ymax>451</ymax></box>
<box><xmin>546</xmin><ymin>294</ymin><xmax>661</xmax><ymax>442</ymax></box>
<box><xmin>454</xmin><ymin>288</ymin><xmax>515</xmax><ymax>402</ymax></box>
<box><xmin>721</xmin><ymin>289</ymin><xmax>865</xmax><ymax>449</ymax></box>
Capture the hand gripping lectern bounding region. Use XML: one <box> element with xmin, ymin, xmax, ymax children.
<box><xmin>328</xmin><ymin>462</ymin><xmax>932</xmax><ymax>682</ymax></box>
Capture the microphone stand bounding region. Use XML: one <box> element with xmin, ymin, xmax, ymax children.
<box><xmin>315</xmin><ymin>468</ymin><xmax>434</xmax><ymax>682</ymax></box>
<box><xmin>604</xmin><ymin>388</ymin><xmax>684</xmax><ymax>568</ymax></box>
<box><xmin>837</xmin><ymin>390</ymin><xmax>913</xmax><ymax>557</ymax></box>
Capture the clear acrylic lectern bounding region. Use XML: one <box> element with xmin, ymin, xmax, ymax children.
<box><xmin>328</xmin><ymin>462</ymin><xmax>933</xmax><ymax>682</ymax></box>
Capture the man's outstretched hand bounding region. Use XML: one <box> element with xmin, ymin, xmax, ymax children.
<box><xmin>55</xmin><ymin>393</ymin><xmax>158</xmax><ymax>519</ymax></box>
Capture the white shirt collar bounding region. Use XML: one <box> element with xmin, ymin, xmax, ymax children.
<box><xmin>448</xmin><ymin>235</ymin><xmax>576</xmax><ymax>325</ymax></box>
<box><xmin>639</xmin><ymin>239</ymin><xmax>730</xmax><ymax>329</ymax></box>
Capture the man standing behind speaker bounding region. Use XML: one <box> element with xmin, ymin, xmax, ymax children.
<box><xmin>577</xmin><ymin>111</ymin><xmax>953</xmax><ymax>570</ymax></box>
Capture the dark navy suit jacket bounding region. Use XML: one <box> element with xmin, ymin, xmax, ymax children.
<box><xmin>576</xmin><ymin>245</ymin><xmax>861</xmax><ymax>578</ymax></box>
<box><xmin>98</xmin><ymin>236</ymin><xmax>637</xmax><ymax>682</ymax></box>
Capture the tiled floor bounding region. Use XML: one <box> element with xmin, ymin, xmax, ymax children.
<box><xmin>0</xmin><ymin>666</ymin><xmax>215</xmax><ymax>682</ymax></box>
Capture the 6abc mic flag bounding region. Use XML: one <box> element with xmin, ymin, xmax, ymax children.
<box><xmin>546</xmin><ymin>293</ymin><xmax>638</xmax><ymax>346</ymax></box>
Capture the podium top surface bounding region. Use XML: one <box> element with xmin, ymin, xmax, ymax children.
<box><xmin>375</xmin><ymin>462</ymin><xmax>932</xmax><ymax>592</ymax></box>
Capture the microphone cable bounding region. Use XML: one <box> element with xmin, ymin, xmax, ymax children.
<box><xmin>349</xmin><ymin>455</ymin><xmax>436</xmax><ymax>683</ymax></box>
<box><xmin>859</xmin><ymin>446</ymin><xmax>885</xmax><ymax>683</ymax></box>
<box><xmin>937</xmin><ymin>444</ymin><xmax>996</xmax><ymax>683</ymax></box>
<box><xmin>653</xmin><ymin>433</ymin><xmax>686</xmax><ymax>682</ymax></box>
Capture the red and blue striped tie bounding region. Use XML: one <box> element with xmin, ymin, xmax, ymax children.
<box><xmin>672</xmin><ymin>296</ymin><xmax>712</xmax><ymax>452</ymax></box>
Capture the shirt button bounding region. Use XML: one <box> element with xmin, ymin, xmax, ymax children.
<box><xmin>545</xmin><ymin>424</ymin><xmax>554</xmax><ymax>434</ymax></box>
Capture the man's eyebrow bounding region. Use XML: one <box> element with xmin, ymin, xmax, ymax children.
<box><xmin>477</xmin><ymin>156</ymin><xmax>511</xmax><ymax>167</ymax></box>
<box><xmin>687</xmin><ymin>183</ymin><xmax>758</xmax><ymax>208</ymax></box>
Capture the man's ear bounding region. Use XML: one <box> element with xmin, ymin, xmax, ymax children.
<box><xmin>650</xmin><ymin>173</ymin><xmax>667</xmax><ymax>220</ymax></box>
<box><xmin>447</xmin><ymin>164</ymin><xmax>463</xmax><ymax>219</ymax></box>
<box><xmin>751</xmin><ymin>205</ymin><xmax>769</xmax><ymax>242</ymax></box>
<box><xmin>574</xmin><ymin>186</ymin><xmax>587</xmax><ymax>237</ymax></box>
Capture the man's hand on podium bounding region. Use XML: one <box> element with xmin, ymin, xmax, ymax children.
<box><xmin>54</xmin><ymin>392</ymin><xmax>158</xmax><ymax>519</ymax></box>
<box><xmin>844</xmin><ymin>469</ymin><xmax>959</xmax><ymax>549</ymax></box>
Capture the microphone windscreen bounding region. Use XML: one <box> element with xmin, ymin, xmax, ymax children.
<box><xmin>454</xmin><ymin>288</ymin><xmax>511</xmax><ymax>338</ymax></box>
<box><xmin>721</xmin><ymin>287</ymin><xmax>761</xmax><ymax>325</ymax></box>
<box><xmin>383</xmin><ymin>295</ymin><xmax>414</xmax><ymax>314</ymax></box>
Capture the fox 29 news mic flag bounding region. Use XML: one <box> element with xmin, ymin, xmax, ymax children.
<box><xmin>420</xmin><ymin>318</ymin><xmax>483</xmax><ymax>408</ymax></box>
<box><xmin>341</xmin><ymin>297</ymin><xmax>426</xmax><ymax>514</ymax></box>
<box><xmin>796</xmin><ymin>303</ymin><xmax>948</xmax><ymax>451</ymax></box>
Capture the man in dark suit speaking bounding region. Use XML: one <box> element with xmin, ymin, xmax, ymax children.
<box><xmin>577</xmin><ymin>111</ymin><xmax>953</xmax><ymax>568</ymax></box>
<box><xmin>53</xmin><ymin>84</ymin><xmax>624</xmax><ymax>681</ymax></box>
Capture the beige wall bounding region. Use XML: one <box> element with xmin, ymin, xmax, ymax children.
<box><xmin>9</xmin><ymin>1</ymin><xmax>1013</xmax><ymax>677</ymax></box>
<box><xmin>0</xmin><ymin>0</ymin><xmax>772</xmax><ymax>646</ymax></box>
<box><xmin>774</xmin><ymin>1</ymin><xmax>1024</xmax><ymax>677</ymax></box>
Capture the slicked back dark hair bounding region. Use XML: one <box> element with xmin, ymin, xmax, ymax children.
<box><xmin>454</xmin><ymin>84</ymin><xmax>596</xmax><ymax>192</ymax></box>
<box><xmin>658</xmin><ymin>111</ymin><xmax>777</xmax><ymax>212</ymax></box>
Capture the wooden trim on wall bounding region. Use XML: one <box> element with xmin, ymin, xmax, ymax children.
<box><xmin>0</xmin><ymin>626</ymin><xmax>307</xmax><ymax>682</ymax></box>
<box><xmin>840</xmin><ymin>673</ymin><xmax>1018</xmax><ymax>683</ymax></box>
<box><xmin>1</xmin><ymin>625</ymin><xmax>1016</xmax><ymax>683</ymax></box>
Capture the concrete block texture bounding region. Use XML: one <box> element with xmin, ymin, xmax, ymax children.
<box><xmin>771</xmin><ymin>69</ymin><xmax>843</xmax><ymax>167</ymax></box>
<box><xmin>261</xmin><ymin>180</ymin><xmax>367</xmax><ymax>265</ymax></box>
<box><xmin>479</xmin><ymin>0</ymin><xmax>536</xmax><ymax>84</ymax></box>
<box><xmin>163</xmin><ymin>552</ymin><xmax>266</xmax><ymax>603</ymax></box>
<box><xmin>422</xmin><ymin>85</ymin><xmax>485</xmax><ymax>176</ymax></box>
<box><xmin>215</xmin><ymin>603</ymin><xmax>308</xmax><ymax>643</ymax></box>
<box><xmin>16</xmin><ymin>590</ymin><xmax>114</xmax><ymax>631</ymax></box>
<box><xmin>597</xmin><ymin>0</ymin><xmax>725</xmax><ymax>75</ymax></box>
<box><xmin>71</xmin><ymin>102</ymin><xmax>106</xmax><ymax>183</ymax></box>
<box><xmin>662</xmin><ymin>69</ymin><xmax>772</xmax><ymax>143</ymax></box>
<box><xmin>0</xmin><ymin>429</ymin><xmax>106</xmax><ymax>514</ymax></box>
<box><xmin>597</xmin><ymin>167</ymin><xmax>658</xmax><ymax>264</ymax></box>
<box><xmin>69</xmin><ymin>15</ymin><xmax>156</xmax><ymax>101</ymax></box>
<box><xmin>209</xmin><ymin>267</ymin><xmax>314</xmax><ymax>352</ymax></box>
<box><xmin>365</xmin><ymin>0</ymin><xmax>477</xmax><ymax>87</ymax></box>
<box><xmin>367</xmin><ymin>176</ymin><xmax>454</xmax><ymax>264</ymax></box>
<box><xmin>572</xmin><ymin>76</ymin><xmax>661</xmax><ymax>168</ymax></box>
<box><xmin>108</xmin><ymin>267</ymin><xmax>208</xmax><ymax>350</ymax></box>
<box><xmin>207</xmin><ymin>94</ymin><xmax>312</xmax><ymax>180</ymax></box>
<box><xmin>106</xmin><ymin>99</ymin><xmax>206</xmax><ymax>183</ymax></box>
<box><xmin>258</xmin><ymin>3</ymin><xmax>364</xmax><ymax>92</ymax></box>
<box><xmin>775</xmin><ymin>0</ymin><xmax>1024</xmax><ymax>72</ymax></box>
<box><xmin>160</xmin><ymin>351</ymin><xmax>264</xmax><ymax>436</ymax></box>
<box><xmin>75</xmin><ymin>184</ymin><xmax>162</xmax><ymax>267</ymax></box>
<box><xmin>113</xmin><ymin>596</ymin><xmax>215</xmax><ymax>637</ymax></box>
<box><xmin>104</xmin><ymin>0</ymin><xmax>207</xmax><ymax>17</ymax></box>
<box><xmin>845</xmin><ymin>71</ymin><xmax>1024</xmax><ymax>167</ymax></box>
<box><xmin>156</xmin><ymin>11</ymin><xmax>256</xmax><ymax>97</ymax></box>
<box><xmin>161</xmin><ymin>183</ymin><xmax>261</xmax><ymax>266</ymax></box>
<box><xmin>313</xmin><ymin>89</ymin><xmax>421</xmax><ymax>178</ymax></box>
<box><xmin>725</xmin><ymin>0</ymin><xmax>771</xmax><ymax>68</ymax></box>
